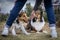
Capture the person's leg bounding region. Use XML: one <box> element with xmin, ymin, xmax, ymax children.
<box><xmin>6</xmin><ymin>0</ymin><xmax>27</xmax><ymax>27</ymax></box>
<box><xmin>44</xmin><ymin>0</ymin><xmax>57</xmax><ymax>38</ymax></box>
<box><xmin>2</xmin><ymin>0</ymin><xmax>27</xmax><ymax>36</ymax></box>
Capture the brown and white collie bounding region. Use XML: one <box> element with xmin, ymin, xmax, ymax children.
<box><xmin>11</xmin><ymin>12</ymin><xmax>30</xmax><ymax>36</ymax></box>
<box><xmin>30</xmin><ymin>10</ymin><xmax>46</xmax><ymax>33</ymax></box>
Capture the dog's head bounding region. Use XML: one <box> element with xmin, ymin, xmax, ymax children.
<box><xmin>18</xmin><ymin>12</ymin><xmax>28</xmax><ymax>23</ymax></box>
<box><xmin>32</xmin><ymin>10</ymin><xmax>41</xmax><ymax>22</ymax></box>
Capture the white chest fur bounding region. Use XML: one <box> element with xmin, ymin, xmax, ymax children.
<box><xmin>31</xmin><ymin>17</ymin><xmax>45</xmax><ymax>32</ymax></box>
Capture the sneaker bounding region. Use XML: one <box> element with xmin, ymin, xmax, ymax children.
<box><xmin>2</xmin><ymin>25</ymin><xmax>9</xmax><ymax>36</ymax></box>
<box><xmin>51</xmin><ymin>29</ymin><xmax>57</xmax><ymax>38</ymax></box>
<box><xmin>50</xmin><ymin>27</ymin><xmax>57</xmax><ymax>38</ymax></box>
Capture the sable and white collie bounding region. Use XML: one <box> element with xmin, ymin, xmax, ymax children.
<box><xmin>30</xmin><ymin>10</ymin><xmax>46</xmax><ymax>33</ymax></box>
<box><xmin>12</xmin><ymin>12</ymin><xmax>30</xmax><ymax>36</ymax></box>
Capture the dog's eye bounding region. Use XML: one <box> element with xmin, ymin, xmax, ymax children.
<box><xmin>16</xmin><ymin>20</ymin><xmax>19</xmax><ymax>24</ymax></box>
<box><xmin>23</xmin><ymin>15</ymin><xmax>25</xmax><ymax>17</ymax></box>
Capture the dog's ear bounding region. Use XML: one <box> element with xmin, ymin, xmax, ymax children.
<box><xmin>40</xmin><ymin>12</ymin><xmax>43</xmax><ymax>22</ymax></box>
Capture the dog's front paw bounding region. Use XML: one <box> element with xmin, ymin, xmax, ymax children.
<box><xmin>24</xmin><ymin>33</ymin><xmax>31</xmax><ymax>35</ymax></box>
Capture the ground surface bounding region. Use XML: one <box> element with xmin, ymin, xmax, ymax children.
<box><xmin>0</xmin><ymin>22</ymin><xmax>60</xmax><ymax>40</ymax></box>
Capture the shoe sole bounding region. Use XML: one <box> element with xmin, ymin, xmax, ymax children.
<box><xmin>1</xmin><ymin>35</ymin><xmax>8</xmax><ymax>37</ymax></box>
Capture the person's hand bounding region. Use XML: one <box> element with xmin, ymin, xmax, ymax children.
<box><xmin>30</xmin><ymin>10</ymin><xmax>35</xmax><ymax>20</ymax></box>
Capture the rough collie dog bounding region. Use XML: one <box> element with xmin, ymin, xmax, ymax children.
<box><xmin>12</xmin><ymin>12</ymin><xmax>30</xmax><ymax>36</ymax></box>
<box><xmin>30</xmin><ymin>10</ymin><xmax>46</xmax><ymax>33</ymax></box>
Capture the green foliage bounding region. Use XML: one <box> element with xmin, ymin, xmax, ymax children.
<box><xmin>0</xmin><ymin>13</ymin><xmax>9</xmax><ymax>22</ymax></box>
<box><xmin>25</xmin><ymin>3</ymin><xmax>33</xmax><ymax>17</ymax></box>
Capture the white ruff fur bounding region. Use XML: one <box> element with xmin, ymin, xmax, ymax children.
<box><xmin>31</xmin><ymin>17</ymin><xmax>45</xmax><ymax>32</ymax></box>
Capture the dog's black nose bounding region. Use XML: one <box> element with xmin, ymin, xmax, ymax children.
<box><xmin>33</xmin><ymin>17</ymin><xmax>37</xmax><ymax>22</ymax></box>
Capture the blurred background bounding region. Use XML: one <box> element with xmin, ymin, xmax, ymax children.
<box><xmin>0</xmin><ymin>0</ymin><xmax>60</xmax><ymax>40</ymax></box>
<box><xmin>0</xmin><ymin>0</ymin><xmax>60</xmax><ymax>27</ymax></box>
